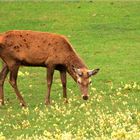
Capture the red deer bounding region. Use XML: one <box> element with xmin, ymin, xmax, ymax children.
<box><xmin>0</xmin><ymin>30</ymin><xmax>99</xmax><ymax>107</ymax></box>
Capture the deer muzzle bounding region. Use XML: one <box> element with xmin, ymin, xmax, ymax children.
<box><xmin>82</xmin><ymin>95</ymin><xmax>89</xmax><ymax>100</ymax></box>
<box><xmin>79</xmin><ymin>84</ymin><xmax>89</xmax><ymax>100</ymax></box>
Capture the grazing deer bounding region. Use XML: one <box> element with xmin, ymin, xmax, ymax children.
<box><xmin>0</xmin><ymin>30</ymin><xmax>99</xmax><ymax>107</ymax></box>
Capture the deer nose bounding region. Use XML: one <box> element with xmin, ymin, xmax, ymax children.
<box><xmin>82</xmin><ymin>95</ymin><xmax>88</xmax><ymax>100</ymax></box>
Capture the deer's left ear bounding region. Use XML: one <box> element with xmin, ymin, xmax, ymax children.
<box><xmin>88</xmin><ymin>68</ymin><xmax>100</xmax><ymax>77</ymax></box>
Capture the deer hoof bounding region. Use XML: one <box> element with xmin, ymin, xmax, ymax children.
<box><xmin>0</xmin><ymin>100</ymin><xmax>4</xmax><ymax>106</ymax></box>
<box><xmin>45</xmin><ymin>100</ymin><xmax>51</xmax><ymax>105</ymax></box>
<box><xmin>20</xmin><ymin>102</ymin><xmax>27</xmax><ymax>108</ymax></box>
<box><xmin>0</xmin><ymin>102</ymin><xmax>3</xmax><ymax>106</ymax></box>
<box><xmin>64</xmin><ymin>98</ymin><xmax>68</xmax><ymax>104</ymax></box>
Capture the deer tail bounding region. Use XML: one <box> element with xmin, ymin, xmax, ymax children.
<box><xmin>0</xmin><ymin>34</ymin><xmax>4</xmax><ymax>58</ymax></box>
<box><xmin>0</xmin><ymin>34</ymin><xmax>3</xmax><ymax>44</ymax></box>
<box><xmin>0</xmin><ymin>34</ymin><xmax>4</xmax><ymax>49</ymax></box>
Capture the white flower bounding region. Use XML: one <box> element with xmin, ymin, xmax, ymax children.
<box><xmin>18</xmin><ymin>71</ymin><xmax>24</xmax><ymax>77</ymax></box>
<box><xmin>25</xmin><ymin>71</ymin><xmax>29</xmax><ymax>76</ymax></box>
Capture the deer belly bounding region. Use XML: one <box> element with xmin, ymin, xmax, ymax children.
<box><xmin>20</xmin><ymin>53</ymin><xmax>48</xmax><ymax>67</ymax></box>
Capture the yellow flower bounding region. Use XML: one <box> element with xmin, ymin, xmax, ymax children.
<box><xmin>91</xmin><ymin>87</ymin><xmax>96</xmax><ymax>91</ymax></box>
<box><xmin>62</xmin><ymin>132</ymin><xmax>72</xmax><ymax>140</ymax></box>
<box><xmin>22</xmin><ymin>108</ymin><xmax>29</xmax><ymax>115</ymax></box>
<box><xmin>18</xmin><ymin>71</ymin><xmax>25</xmax><ymax>77</ymax></box>
<box><xmin>124</xmin><ymin>84</ymin><xmax>132</xmax><ymax>90</ymax></box>
<box><xmin>7</xmin><ymin>107</ymin><xmax>13</xmax><ymax>113</ymax></box>
<box><xmin>22</xmin><ymin>120</ymin><xmax>31</xmax><ymax>129</ymax></box>
<box><xmin>122</xmin><ymin>101</ymin><xmax>127</xmax><ymax>105</ymax></box>
<box><xmin>29</xmin><ymin>85</ymin><xmax>32</xmax><ymax>88</ymax></box>
<box><xmin>25</xmin><ymin>71</ymin><xmax>29</xmax><ymax>76</ymax></box>
<box><xmin>13</xmin><ymin>124</ymin><xmax>21</xmax><ymax>130</ymax></box>
<box><xmin>79</xmin><ymin>103</ymin><xmax>85</xmax><ymax>108</ymax></box>
<box><xmin>133</xmin><ymin>82</ymin><xmax>137</xmax><ymax>89</ymax></box>
<box><xmin>43</xmin><ymin>130</ymin><xmax>52</xmax><ymax>138</ymax></box>
<box><xmin>116</xmin><ymin>91</ymin><xmax>121</xmax><ymax>96</ymax></box>
<box><xmin>111</xmin><ymin>129</ymin><xmax>126</xmax><ymax>139</ymax></box>
<box><xmin>85</xmin><ymin>111</ymin><xmax>90</xmax><ymax>116</ymax></box>
<box><xmin>0</xmin><ymin>132</ymin><xmax>6</xmax><ymax>140</ymax></box>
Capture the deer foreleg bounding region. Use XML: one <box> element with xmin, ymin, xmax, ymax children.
<box><xmin>60</xmin><ymin>70</ymin><xmax>68</xmax><ymax>103</ymax></box>
<box><xmin>45</xmin><ymin>66</ymin><xmax>54</xmax><ymax>105</ymax></box>
<box><xmin>0</xmin><ymin>63</ymin><xmax>9</xmax><ymax>105</ymax></box>
<box><xmin>9</xmin><ymin>65</ymin><xmax>26</xmax><ymax>107</ymax></box>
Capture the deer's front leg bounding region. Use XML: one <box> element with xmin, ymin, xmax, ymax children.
<box><xmin>0</xmin><ymin>63</ymin><xmax>9</xmax><ymax>105</ymax></box>
<box><xmin>45</xmin><ymin>66</ymin><xmax>54</xmax><ymax>105</ymax></box>
<box><xmin>60</xmin><ymin>70</ymin><xmax>68</xmax><ymax>103</ymax></box>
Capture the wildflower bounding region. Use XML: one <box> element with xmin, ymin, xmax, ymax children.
<box><xmin>53</xmin><ymin>124</ymin><xmax>58</xmax><ymax>127</ymax></box>
<box><xmin>111</xmin><ymin>128</ymin><xmax>126</xmax><ymax>139</ymax></box>
<box><xmin>54</xmin><ymin>133</ymin><xmax>61</xmax><ymax>139</ymax></box>
<box><xmin>22</xmin><ymin>108</ymin><xmax>29</xmax><ymax>115</ymax></box>
<box><xmin>124</xmin><ymin>94</ymin><xmax>129</xmax><ymax>98</ymax></box>
<box><xmin>29</xmin><ymin>85</ymin><xmax>32</xmax><ymax>88</ymax></box>
<box><xmin>85</xmin><ymin>111</ymin><xmax>90</xmax><ymax>116</ymax></box>
<box><xmin>7</xmin><ymin>107</ymin><xmax>13</xmax><ymax>113</ymax></box>
<box><xmin>79</xmin><ymin>103</ymin><xmax>85</xmax><ymax>108</ymax></box>
<box><xmin>124</xmin><ymin>84</ymin><xmax>132</xmax><ymax>90</ymax></box>
<box><xmin>43</xmin><ymin>130</ymin><xmax>52</xmax><ymax>138</ymax></box>
<box><xmin>133</xmin><ymin>82</ymin><xmax>137</xmax><ymax>89</ymax></box>
<box><xmin>138</xmin><ymin>85</ymin><xmax>140</xmax><ymax>90</ymax></box>
<box><xmin>62</xmin><ymin>132</ymin><xmax>72</xmax><ymax>140</ymax></box>
<box><xmin>56</xmin><ymin>118</ymin><xmax>60</xmax><ymax>122</ymax></box>
<box><xmin>0</xmin><ymin>132</ymin><xmax>6</xmax><ymax>140</ymax></box>
<box><xmin>122</xmin><ymin>101</ymin><xmax>127</xmax><ymax>105</ymax></box>
<box><xmin>92</xmin><ymin>13</ymin><xmax>97</xmax><ymax>17</ymax></box>
<box><xmin>116</xmin><ymin>91</ymin><xmax>121</xmax><ymax>96</ymax></box>
<box><xmin>22</xmin><ymin>120</ymin><xmax>31</xmax><ymax>129</ymax></box>
<box><xmin>97</xmin><ymin>95</ymin><xmax>103</xmax><ymax>102</ymax></box>
<box><xmin>34</xmin><ymin>107</ymin><xmax>39</xmax><ymax>113</ymax></box>
<box><xmin>18</xmin><ymin>71</ymin><xmax>25</xmax><ymax>77</ymax></box>
<box><xmin>118</xmin><ymin>87</ymin><xmax>122</xmax><ymax>91</ymax></box>
<box><xmin>13</xmin><ymin>124</ymin><xmax>21</xmax><ymax>130</ymax></box>
<box><xmin>91</xmin><ymin>87</ymin><xmax>96</xmax><ymax>91</ymax></box>
<box><xmin>25</xmin><ymin>71</ymin><xmax>29</xmax><ymax>76</ymax></box>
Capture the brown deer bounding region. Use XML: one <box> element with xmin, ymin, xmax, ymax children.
<box><xmin>0</xmin><ymin>30</ymin><xmax>99</xmax><ymax>107</ymax></box>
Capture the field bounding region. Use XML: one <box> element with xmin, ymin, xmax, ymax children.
<box><xmin>0</xmin><ymin>0</ymin><xmax>140</xmax><ymax>139</ymax></box>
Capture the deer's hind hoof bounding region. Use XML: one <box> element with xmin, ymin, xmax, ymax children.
<box><xmin>45</xmin><ymin>100</ymin><xmax>51</xmax><ymax>105</ymax></box>
<box><xmin>64</xmin><ymin>98</ymin><xmax>68</xmax><ymax>104</ymax></box>
<box><xmin>20</xmin><ymin>102</ymin><xmax>27</xmax><ymax>108</ymax></box>
<box><xmin>0</xmin><ymin>100</ymin><xmax>4</xmax><ymax>106</ymax></box>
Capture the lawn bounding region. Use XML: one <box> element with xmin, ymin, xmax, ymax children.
<box><xmin>0</xmin><ymin>0</ymin><xmax>140</xmax><ymax>139</ymax></box>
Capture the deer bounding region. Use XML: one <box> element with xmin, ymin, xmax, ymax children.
<box><xmin>0</xmin><ymin>30</ymin><xmax>99</xmax><ymax>107</ymax></box>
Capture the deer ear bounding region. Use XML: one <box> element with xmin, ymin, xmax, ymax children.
<box><xmin>88</xmin><ymin>68</ymin><xmax>100</xmax><ymax>77</ymax></box>
<box><xmin>72</xmin><ymin>66</ymin><xmax>83</xmax><ymax>76</ymax></box>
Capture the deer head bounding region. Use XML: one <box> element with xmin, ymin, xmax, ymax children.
<box><xmin>73</xmin><ymin>67</ymin><xmax>100</xmax><ymax>100</ymax></box>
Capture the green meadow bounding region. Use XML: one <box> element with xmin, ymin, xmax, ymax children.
<box><xmin>0</xmin><ymin>0</ymin><xmax>140</xmax><ymax>139</ymax></box>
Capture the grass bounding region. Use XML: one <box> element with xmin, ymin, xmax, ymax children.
<box><xmin>0</xmin><ymin>0</ymin><xmax>140</xmax><ymax>139</ymax></box>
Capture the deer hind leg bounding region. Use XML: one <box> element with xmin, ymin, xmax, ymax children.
<box><xmin>45</xmin><ymin>66</ymin><xmax>54</xmax><ymax>105</ymax></box>
<box><xmin>0</xmin><ymin>63</ymin><xmax>9</xmax><ymax>105</ymax></box>
<box><xmin>60</xmin><ymin>70</ymin><xmax>68</xmax><ymax>103</ymax></box>
<box><xmin>9</xmin><ymin>64</ymin><xmax>26</xmax><ymax>107</ymax></box>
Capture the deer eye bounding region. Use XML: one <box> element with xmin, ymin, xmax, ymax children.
<box><xmin>78</xmin><ymin>73</ymin><xmax>83</xmax><ymax>77</ymax></box>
